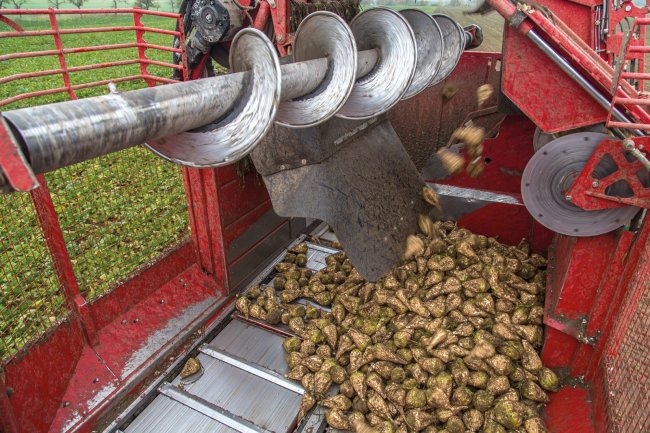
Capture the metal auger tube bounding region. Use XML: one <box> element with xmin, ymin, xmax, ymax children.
<box><xmin>2</xmin><ymin>48</ymin><xmax>379</xmax><ymax>175</ymax></box>
<box><xmin>1</xmin><ymin>8</ymin><xmax>464</xmax><ymax>177</ymax></box>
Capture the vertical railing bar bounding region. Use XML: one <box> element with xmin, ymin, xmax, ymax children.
<box><xmin>29</xmin><ymin>175</ymin><xmax>98</xmax><ymax>345</ymax></box>
<box><xmin>177</xmin><ymin>15</ymin><xmax>189</xmax><ymax>81</ymax></box>
<box><xmin>133</xmin><ymin>8</ymin><xmax>153</xmax><ymax>87</ymax></box>
<box><xmin>48</xmin><ymin>8</ymin><xmax>77</xmax><ymax>100</ymax></box>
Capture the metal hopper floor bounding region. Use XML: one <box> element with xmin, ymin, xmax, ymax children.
<box><xmin>120</xmin><ymin>239</ymin><xmax>338</xmax><ymax>433</ymax></box>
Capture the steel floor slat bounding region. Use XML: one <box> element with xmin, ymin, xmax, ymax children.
<box><xmin>208</xmin><ymin>320</ymin><xmax>289</xmax><ymax>374</ymax></box>
<box><xmin>124</xmin><ymin>395</ymin><xmax>239</xmax><ymax>433</ymax></box>
<box><xmin>173</xmin><ymin>356</ymin><xmax>301</xmax><ymax>432</ymax></box>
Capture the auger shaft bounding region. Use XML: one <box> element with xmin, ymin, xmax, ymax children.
<box><xmin>1</xmin><ymin>9</ymin><xmax>467</xmax><ymax>182</ymax></box>
<box><xmin>3</xmin><ymin>48</ymin><xmax>379</xmax><ymax>175</ymax></box>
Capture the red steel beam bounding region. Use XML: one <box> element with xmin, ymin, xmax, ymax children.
<box><xmin>48</xmin><ymin>10</ymin><xmax>76</xmax><ymax>101</ymax></box>
<box><xmin>0</xmin><ymin>7</ymin><xmax>181</xmax><ymax>17</ymax></box>
<box><xmin>0</xmin><ymin>74</ymin><xmax>176</xmax><ymax>107</ymax></box>
<box><xmin>0</xmin><ymin>42</ymin><xmax>182</xmax><ymax>62</ymax></box>
<box><xmin>30</xmin><ymin>175</ymin><xmax>98</xmax><ymax>346</ymax></box>
<box><xmin>0</xmin><ymin>25</ymin><xmax>180</xmax><ymax>38</ymax></box>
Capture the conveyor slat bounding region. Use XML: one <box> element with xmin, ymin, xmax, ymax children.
<box><xmin>158</xmin><ymin>383</ymin><xmax>271</xmax><ymax>433</ymax></box>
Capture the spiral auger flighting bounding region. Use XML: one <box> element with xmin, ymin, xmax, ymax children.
<box><xmin>1</xmin><ymin>9</ymin><xmax>468</xmax><ymax>173</ymax></box>
<box><xmin>150</xmin><ymin>8</ymin><xmax>467</xmax><ymax>164</ymax></box>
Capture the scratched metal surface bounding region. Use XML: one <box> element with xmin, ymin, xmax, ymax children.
<box><xmin>208</xmin><ymin>320</ymin><xmax>289</xmax><ymax>374</ymax></box>
<box><xmin>124</xmin><ymin>395</ymin><xmax>240</xmax><ymax>433</ymax></box>
<box><xmin>306</xmin><ymin>243</ymin><xmax>339</xmax><ymax>270</ymax></box>
<box><xmin>174</xmin><ymin>356</ymin><xmax>301</xmax><ymax>432</ymax></box>
<box><xmin>337</xmin><ymin>8</ymin><xmax>417</xmax><ymax>119</ymax></box>
<box><xmin>276</xmin><ymin>12</ymin><xmax>357</xmax><ymax>128</ymax></box>
<box><xmin>146</xmin><ymin>28</ymin><xmax>282</xmax><ymax>168</ymax></box>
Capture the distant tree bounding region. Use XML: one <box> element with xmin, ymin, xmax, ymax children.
<box><xmin>168</xmin><ymin>0</ymin><xmax>177</xmax><ymax>12</ymax></box>
<box><xmin>111</xmin><ymin>0</ymin><xmax>127</xmax><ymax>10</ymax></box>
<box><xmin>48</xmin><ymin>0</ymin><xmax>65</xmax><ymax>8</ymax></box>
<box><xmin>10</xmin><ymin>0</ymin><xmax>27</xmax><ymax>8</ymax></box>
<box><xmin>68</xmin><ymin>0</ymin><xmax>85</xmax><ymax>8</ymax></box>
<box><xmin>134</xmin><ymin>0</ymin><xmax>159</xmax><ymax>9</ymax></box>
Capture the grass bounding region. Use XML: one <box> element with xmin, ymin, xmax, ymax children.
<box><xmin>0</xmin><ymin>13</ymin><xmax>190</xmax><ymax>358</ymax></box>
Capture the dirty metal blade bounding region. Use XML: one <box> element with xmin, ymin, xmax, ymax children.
<box><xmin>521</xmin><ymin>132</ymin><xmax>640</xmax><ymax>236</ymax></box>
<box><xmin>250</xmin><ymin>115</ymin><xmax>434</xmax><ymax>281</ymax></box>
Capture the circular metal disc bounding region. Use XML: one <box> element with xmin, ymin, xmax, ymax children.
<box><xmin>276</xmin><ymin>12</ymin><xmax>357</xmax><ymax>128</ymax></box>
<box><xmin>146</xmin><ymin>29</ymin><xmax>281</xmax><ymax>167</ymax></box>
<box><xmin>429</xmin><ymin>14</ymin><xmax>463</xmax><ymax>87</ymax></box>
<box><xmin>521</xmin><ymin>132</ymin><xmax>640</xmax><ymax>237</ymax></box>
<box><xmin>337</xmin><ymin>7</ymin><xmax>417</xmax><ymax>120</ymax></box>
<box><xmin>399</xmin><ymin>9</ymin><xmax>443</xmax><ymax>99</ymax></box>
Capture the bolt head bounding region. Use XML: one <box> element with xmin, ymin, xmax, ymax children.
<box><xmin>565</xmin><ymin>195</ymin><xmax>572</xmax><ymax>201</ymax></box>
<box><xmin>623</xmin><ymin>139</ymin><xmax>635</xmax><ymax>150</ymax></box>
<box><xmin>592</xmin><ymin>180</ymin><xmax>600</xmax><ymax>188</ymax></box>
<box><xmin>205</xmin><ymin>14</ymin><xmax>213</xmax><ymax>23</ymax></box>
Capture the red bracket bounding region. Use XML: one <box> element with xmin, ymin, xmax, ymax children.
<box><xmin>568</xmin><ymin>137</ymin><xmax>650</xmax><ymax>210</ymax></box>
<box><xmin>0</xmin><ymin>117</ymin><xmax>38</xmax><ymax>192</ymax></box>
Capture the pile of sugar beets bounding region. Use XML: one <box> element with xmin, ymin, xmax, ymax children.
<box><xmin>235</xmin><ymin>215</ymin><xmax>559</xmax><ymax>433</ymax></box>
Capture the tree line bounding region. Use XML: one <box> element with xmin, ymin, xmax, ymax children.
<box><xmin>0</xmin><ymin>0</ymin><xmax>177</xmax><ymax>10</ymax></box>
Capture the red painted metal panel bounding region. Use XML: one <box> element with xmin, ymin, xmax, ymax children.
<box><xmin>582</xmin><ymin>230</ymin><xmax>634</xmax><ymax>379</ymax></box>
<box><xmin>436</xmin><ymin>116</ymin><xmax>536</xmax><ymax>195</ymax></box>
<box><xmin>50</xmin><ymin>265</ymin><xmax>223</xmax><ymax>433</ymax></box>
<box><xmin>183</xmin><ymin>168</ymin><xmax>228</xmax><ymax>289</ymax></box>
<box><xmin>544</xmin><ymin>386</ymin><xmax>595</xmax><ymax>433</ymax></box>
<box><xmin>456</xmin><ymin>202</ymin><xmax>536</xmax><ymax>248</ymax></box>
<box><xmin>501</xmin><ymin>26</ymin><xmax>607</xmax><ymax>133</ymax></box>
<box><xmin>0</xmin><ymin>366</ymin><xmax>19</xmax><ymax>433</ymax></box>
<box><xmin>2</xmin><ymin>319</ymin><xmax>85</xmax><ymax>433</ymax></box>
<box><xmin>223</xmin><ymin>200</ymin><xmax>274</xmax><ymax>249</ymax></box>
<box><xmin>218</xmin><ymin>172</ymin><xmax>271</xmax><ymax>229</ymax></box>
<box><xmin>390</xmin><ymin>52</ymin><xmax>501</xmax><ymax>164</ymax></box>
<box><xmin>215</xmin><ymin>165</ymin><xmax>239</xmax><ymax>185</ymax></box>
<box><xmin>532</xmin><ymin>220</ymin><xmax>556</xmax><ymax>256</ymax></box>
<box><xmin>552</xmin><ymin>235</ymin><xmax>616</xmax><ymax>320</ymax></box>
<box><xmin>94</xmin><ymin>265</ymin><xmax>219</xmax><ymax>377</ymax></box>
<box><xmin>89</xmin><ymin>241</ymin><xmax>196</xmax><ymax>330</ymax></box>
<box><xmin>49</xmin><ymin>346</ymin><xmax>119</xmax><ymax>433</ymax></box>
<box><xmin>586</xmin><ymin>230</ymin><xmax>639</xmax><ymax>379</ymax></box>
<box><xmin>542</xmin><ymin>326</ymin><xmax>580</xmax><ymax>368</ymax></box>
<box><xmin>570</xmin><ymin>343</ymin><xmax>594</xmax><ymax>377</ymax></box>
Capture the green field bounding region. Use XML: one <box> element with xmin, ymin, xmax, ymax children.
<box><xmin>0</xmin><ymin>14</ymin><xmax>190</xmax><ymax>358</ymax></box>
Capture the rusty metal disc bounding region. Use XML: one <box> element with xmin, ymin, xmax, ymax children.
<box><xmin>521</xmin><ymin>132</ymin><xmax>639</xmax><ymax>236</ymax></box>
<box><xmin>399</xmin><ymin>9</ymin><xmax>443</xmax><ymax>99</ymax></box>
<box><xmin>429</xmin><ymin>14</ymin><xmax>463</xmax><ymax>87</ymax></box>
<box><xmin>276</xmin><ymin>12</ymin><xmax>357</xmax><ymax>128</ymax></box>
<box><xmin>146</xmin><ymin>28</ymin><xmax>281</xmax><ymax>167</ymax></box>
<box><xmin>336</xmin><ymin>7</ymin><xmax>417</xmax><ymax>119</ymax></box>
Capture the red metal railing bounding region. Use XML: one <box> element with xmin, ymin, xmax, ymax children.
<box><xmin>0</xmin><ymin>7</ymin><xmax>188</xmax><ymax>107</ymax></box>
<box><xmin>608</xmin><ymin>17</ymin><xmax>650</xmax><ymax>130</ymax></box>
<box><xmin>0</xmin><ymin>7</ymin><xmax>191</xmax><ymax>356</ymax></box>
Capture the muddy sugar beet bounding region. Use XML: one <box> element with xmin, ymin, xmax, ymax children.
<box><xmin>236</xmin><ymin>218</ymin><xmax>557</xmax><ymax>432</ymax></box>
